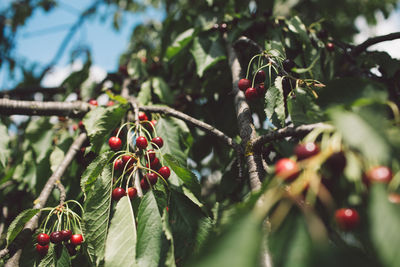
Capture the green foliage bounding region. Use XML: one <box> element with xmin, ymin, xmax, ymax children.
<box><xmin>6</xmin><ymin>209</ymin><xmax>40</xmax><ymax>247</ymax></box>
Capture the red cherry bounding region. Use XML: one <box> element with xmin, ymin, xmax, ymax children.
<box><xmin>146</xmin><ymin>150</ymin><xmax>156</xmax><ymax>162</ymax></box>
<box><xmin>122</xmin><ymin>155</ymin><xmax>136</xmax><ymax>170</ymax></box>
<box><xmin>146</xmin><ymin>172</ymin><xmax>158</xmax><ymax>185</ymax></box>
<box><xmin>158</xmin><ymin>166</ymin><xmax>171</xmax><ymax>180</ymax></box>
<box><xmin>238</xmin><ymin>79</ymin><xmax>251</xmax><ymax>91</ymax></box>
<box><xmin>61</xmin><ymin>229</ymin><xmax>72</xmax><ymax>241</ymax></box>
<box><xmin>108</xmin><ymin>136</ymin><xmax>122</xmax><ymax>151</ymax></box>
<box><xmin>275</xmin><ymin>158</ymin><xmax>300</xmax><ymax>181</ymax></box>
<box><xmin>114</xmin><ymin>159</ymin><xmax>123</xmax><ymax>171</ymax></box>
<box><xmin>37</xmin><ymin>233</ymin><xmax>50</xmax><ymax>246</ymax></box>
<box><xmin>256</xmin><ymin>84</ymin><xmax>266</xmax><ymax>97</ymax></box>
<box><xmin>72</xmin><ymin>124</ymin><xmax>78</xmax><ymax>131</ymax></box>
<box><xmin>146</xmin><ymin>157</ymin><xmax>160</xmax><ymax>170</ymax></box>
<box><xmin>151</xmin><ymin>120</ymin><xmax>157</xmax><ymax>127</ymax></box>
<box><xmin>112</xmin><ymin>187</ymin><xmax>126</xmax><ymax>201</ymax></box>
<box><xmin>151</xmin><ymin>137</ymin><xmax>164</xmax><ymax>149</ymax></box>
<box><xmin>78</xmin><ymin>120</ymin><xmax>85</xmax><ymax>130</ymax></box>
<box><xmin>88</xmin><ymin>99</ymin><xmax>98</xmax><ymax>106</ymax></box>
<box><xmin>294</xmin><ymin>143</ymin><xmax>320</xmax><ymax>160</ymax></box>
<box><xmin>107</xmin><ymin>100</ymin><xmax>115</xmax><ymax>107</ymax></box>
<box><xmin>128</xmin><ymin>187</ymin><xmax>137</xmax><ymax>199</ymax></box>
<box><xmin>326</xmin><ymin>42</ymin><xmax>335</xmax><ymax>52</ymax></box>
<box><xmin>50</xmin><ymin>231</ymin><xmax>63</xmax><ymax>244</ymax></box>
<box><xmin>136</xmin><ymin>136</ymin><xmax>148</xmax><ymax>149</ymax></box>
<box><xmin>138</xmin><ymin>112</ymin><xmax>148</xmax><ymax>121</ymax></box>
<box><xmin>70</xmin><ymin>234</ymin><xmax>83</xmax><ymax>246</ymax></box>
<box><xmin>245</xmin><ymin>87</ymin><xmax>257</xmax><ymax>101</ymax></box>
<box><xmin>140</xmin><ymin>179</ymin><xmax>150</xmax><ymax>190</ymax></box>
<box><xmin>36</xmin><ymin>244</ymin><xmax>49</xmax><ymax>256</ymax></box>
<box><xmin>335</xmin><ymin>208</ymin><xmax>360</xmax><ymax>231</ymax></box>
<box><xmin>365</xmin><ymin>166</ymin><xmax>393</xmax><ymax>184</ymax></box>
<box><xmin>255</xmin><ymin>70</ymin><xmax>266</xmax><ymax>84</ymax></box>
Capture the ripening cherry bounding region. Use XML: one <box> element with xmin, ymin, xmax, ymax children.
<box><xmin>256</xmin><ymin>84</ymin><xmax>266</xmax><ymax>97</ymax></box>
<box><xmin>36</xmin><ymin>244</ymin><xmax>49</xmax><ymax>256</ymax></box>
<box><xmin>88</xmin><ymin>99</ymin><xmax>98</xmax><ymax>106</ymax></box>
<box><xmin>326</xmin><ymin>42</ymin><xmax>335</xmax><ymax>52</ymax></box>
<box><xmin>158</xmin><ymin>166</ymin><xmax>171</xmax><ymax>180</ymax></box>
<box><xmin>50</xmin><ymin>231</ymin><xmax>63</xmax><ymax>244</ymax></box>
<box><xmin>335</xmin><ymin>208</ymin><xmax>360</xmax><ymax>231</ymax></box>
<box><xmin>238</xmin><ymin>78</ymin><xmax>251</xmax><ymax>91</ymax></box>
<box><xmin>114</xmin><ymin>159</ymin><xmax>123</xmax><ymax>171</ymax></box>
<box><xmin>146</xmin><ymin>157</ymin><xmax>160</xmax><ymax>170</ymax></box>
<box><xmin>138</xmin><ymin>112</ymin><xmax>148</xmax><ymax>121</ymax></box>
<box><xmin>37</xmin><ymin>233</ymin><xmax>50</xmax><ymax>246</ymax></box>
<box><xmin>294</xmin><ymin>142</ymin><xmax>320</xmax><ymax>160</ymax></box>
<box><xmin>146</xmin><ymin>172</ymin><xmax>158</xmax><ymax>185</ymax></box>
<box><xmin>136</xmin><ymin>136</ymin><xmax>148</xmax><ymax>149</ymax></box>
<box><xmin>61</xmin><ymin>229</ymin><xmax>72</xmax><ymax>241</ymax></box>
<box><xmin>151</xmin><ymin>137</ymin><xmax>164</xmax><ymax>148</ymax></box>
<box><xmin>112</xmin><ymin>187</ymin><xmax>126</xmax><ymax>201</ymax></box>
<box><xmin>108</xmin><ymin>136</ymin><xmax>122</xmax><ymax>151</ymax></box>
<box><xmin>106</xmin><ymin>100</ymin><xmax>115</xmax><ymax>107</ymax></box>
<box><xmin>255</xmin><ymin>70</ymin><xmax>266</xmax><ymax>84</ymax></box>
<box><xmin>128</xmin><ymin>187</ymin><xmax>137</xmax><ymax>199</ymax></box>
<box><xmin>140</xmin><ymin>179</ymin><xmax>150</xmax><ymax>190</ymax></box>
<box><xmin>275</xmin><ymin>158</ymin><xmax>300</xmax><ymax>181</ymax></box>
<box><xmin>245</xmin><ymin>87</ymin><xmax>258</xmax><ymax>101</ymax></box>
<box><xmin>146</xmin><ymin>150</ymin><xmax>156</xmax><ymax>162</ymax></box>
<box><xmin>70</xmin><ymin>234</ymin><xmax>84</xmax><ymax>246</ymax></box>
<box><xmin>365</xmin><ymin>166</ymin><xmax>393</xmax><ymax>184</ymax></box>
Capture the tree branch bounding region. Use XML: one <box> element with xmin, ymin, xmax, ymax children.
<box><xmin>0</xmin><ymin>98</ymin><xmax>91</xmax><ymax>117</ymax></box>
<box><xmin>4</xmin><ymin>133</ymin><xmax>87</xmax><ymax>267</ymax></box>
<box><xmin>0</xmin><ymin>87</ymin><xmax>66</xmax><ymax>98</ymax></box>
<box><xmin>227</xmin><ymin>37</ymin><xmax>264</xmax><ymax>191</ymax></box>
<box><xmin>351</xmin><ymin>32</ymin><xmax>400</xmax><ymax>56</ymax></box>
<box><xmin>252</xmin><ymin>123</ymin><xmax>334</xmax><ymax>150</ymax></box>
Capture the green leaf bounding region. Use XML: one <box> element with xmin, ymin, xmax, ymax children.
<box><xmin>169</xmin><ymin>191</ymin><xmax>209</xmax><ymax>262</ymax></box>
<box><xmin>163</xmin><ymin>154</ymin><xmax>201</xmax><ymax>198</ymax></box>
<box><xmin>54</xmin><ymin>245</ymin><xmax>71</xmax><ymax>267</ymax></box>
<box><xmin>0</xmin><ymin>122</ymin><xmax>10</xmax><ymax>167</ymax></box>
<box><xmin>128</xmin><ymin>57</ymin><xmax>148</xmax><ymax>80</ymax></box>
<box><xmin>136</xmin><ymin>190</ymin><xmax>163</xmax><ymax>267</ymax></box>
<box><xmin>287</xmin><ymin>87</ymin><xmax>321</xmax><ymax>126</ymax></box>
<box><xmin>82</xmin><ymin>167</ymin><xmax>113</xmax><ymax>265</ymax></box>
<box><xmin>50</xmin><ymin>146</ymin><xmax>64</xmax><ymax>173</ymax></box>
<box><xmin>137</xmin><ymin>80</ymin><xmax>152</xmax><ymax>105</ymax></box>
<box><xmin>287</xmin><ymin>16</ymin><xmax>309</xmax><ymax>44</ymax></box>
<box><xmin>166</xmin><ymin>28</ymin><xmax>195</xmax><ymax>59</ymax></box>
<box><xmin>368</xmin><ymin>185</ymin><xmax>400</xmax><ymax>267</ymax></box>
<box><xmin>83</xmin><ymin>104</ymin><xmax>128</xmax><ymax>153</ymax></box>
<box><xmin>330</xmin><ymin>109</ymin><xmax>391</xmax><ymax>164</ymax></box>
<box><xmin>80</xmin><ymin>151</ymin><xmax>113</xmax><ymax>196</ymax></box>
<box><xmin>152</xmin><ymin>77</ymin><xmax>174</xmax><ymax>105</ymax></box>
<box><xmin>25</xmin><ymin>117</ymin><xmax>53</xmax><ymax>162</ymax></box>
<box><xmin>105</xmin><ymin>90</ymin><xmax>128</xmax><ymax>104</ymax></box>
<box><xmin>190</xmin><ymin>35</ymin><xmax>225</xmax><ymax>77</ymax></box>
<box><xmin>265</xmin><ymin>77</ymin><xmax>286</xmax><ymax>127</ymax></box>
<box><xmin>104</xmin><ymin>197</ymin><xmax>137</xmax><ymax>267</ymax></box>
<box><xmin>155</xmin><ymin>117</ymin><xmax>192</xmax><ymax>165</ymax></box>
<box><xmin>38</xmin><ymin>244</ymin><xmax>55</xmax><ymax>267</ymax></box>
<box><xmin>12</xmin><ymin>150</ymin><xmax>37</xmax><ymax>190</ymax></box>
<box><xmin>161</xmin><ymin>209</ymin><xmax>176</xmax><ymax>267</ymax></box>
<box><xmin>189</xmin><ymin>213</ymin><xmax>262</xmax><ymax>267</ymax></box>
<box><xmin>6</xmin><ymin>209</ymin><xmax>40</xmax><ymax>247</ymax></box>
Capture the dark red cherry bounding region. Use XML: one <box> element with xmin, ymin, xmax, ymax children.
<box><xmin>282</xmin><ymin>59</ymin><xmax>295</xmax><ymax>72</ymax></box>
<box><xmin>326</xmin><ymin>42</ymin><xmax>335</xmax><ymax>52</ymax></box>
<box><xmin>256</xmin><ymin>84</ymin><xmax>266</xmax><ymax>97</ymax></box>
<box><xmin>238</xmin><ymin>79</ymin><xmax>251</xmax><ymax>91</ymax></box>
<box><xmin>294</xmin><ymin>143</ymin><xmax>320</xmax><ymax>160</ymax></box>
<box><xmin>138</xmin><ymin>112</ymin><xmax>148</xmax><ymax>121</ymax></box>
<box><xmin>108</xmin><ymin>136</ymin><xmax>122</xmax><ymax>151</ymax></box>
<box><xmin>275</xmin><ymin>158</ymin><xmax>300</xmax><ymax>181</ymax></box>
<box><xmin>151</xmin><ymin>137</ymin><xmax>164</xmax><ymax>148</ymax></box>
<box><xmin>158</xmin><ymin>166</ymin><xmax>171</xmax><ymax>180</ymax></box>
<box><xmin>61</xmin><ymin>229</ymin><xmax>72</xmax><ymax>241</ymax></box>
<box><xmin>50</xmin><ymin>231</ymin><xmax>63</xmax><ymax>244</ymax></box>
<box><xmin>146</xmin><ymin>150</ymin><xmax>156</xmax><ymax>162</ymax></box>
<box><xmin>140</xmin><ymin>179</ymin><xmax>150</xmax><ymax>191</ymax></box>
<box><xmin>255</xmin><ymin>70</ymin><xmax>266</xmax><ymax>84</ymax></box>
<box><xmin>146</xmin><ymin>157</ymin><xmax>160</xmax><ymax>170</ymax></box>
<box><xmin>114</xmin><ymin>159</ymin><xmax>123</xmax><ymax>171</ymax></box>
<box><xmin>37</xmin><ymin>233</ymin><xmax>50</xmax><ymax>246</ymax></box>
<box><xmin>146</xmin><ymin>172</ymin><xmax>158</xmax><ymax>185</ymax></box>
<box><xmin>36</xmin><ymin>244</ymin><xmax>49</xmax><ymax>256</ymax></box>
<box><xmin>112</xmin><ymin>187</ymin><xmax>126</xmax><ymax>201</ymax></box>
<box><xmin>128</xmin><ymin>187</ymin><xmax>137</xmax><ymax>199</ymax></box>
<box><xmin>335</xmin><ymin>208</ymin><xmax>360</xmax><ymax>231</ymax></box>
<box><xmin>136</xmin><ymin>136</ymin><xmax>148</xmax><ymax>149</ymax></box>
<box><xmin>245</xmin><ymin>87</ymin><xmax>257</xmax><ymax>101</ymax></box>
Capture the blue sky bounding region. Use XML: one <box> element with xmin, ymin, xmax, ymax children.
<box><xmin>0</xmin><ymin>0</ymin><xmax>164</xmax><ymax>88</ymax></box>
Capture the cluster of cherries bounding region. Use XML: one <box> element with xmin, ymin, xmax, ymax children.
<box><xmin>36</xmin><ymin>231</ymin><xmax>83</xmax><ymax>256</ymax></box>
<box><xmin>108</xmin><ymin>112</ymin><xmax>171</xmax><ymax>201</ymax></box>
<box><xmin>274</xmin><ymin>142</ymin><xmax>394</xmax><ymax>231</ymax></box>
<box><xmin>238</xmin><ymin>69</ymin><xmax>267</xmax><ymax>101</ymax></box>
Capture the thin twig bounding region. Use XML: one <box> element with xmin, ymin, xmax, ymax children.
<box><xmin>0</xmin><ymin>87</ymin><xmax>66</xmax><ymax>98</ymax></box>
<box><xmin>351</xmin><ymin>32</ymin><xmax>400</xmax><ymax>56</ymax></box>
<box><xmin>54</xmin><ymin>181</ymin><xmax>66</xmax><ymax>206</ymax></box>
<box><xmin>4</xmin><ymin>133</ymin><xmax>87</xmax><ymax>267</ymax></box>
<box><xmin>0</xmin><ymin>98</ymin><xmax>91</xmax><ymax>117</ymax></box>
<box><xmin>252</xmin><ymin>123</ymin><xmax>334</xmax><ymax>150</ymax></box>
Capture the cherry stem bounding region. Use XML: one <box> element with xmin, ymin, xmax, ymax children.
<box><xmin>245</xmin><ymin>54</ymin><xmax>261</xmax><ymax>80</ymax></box>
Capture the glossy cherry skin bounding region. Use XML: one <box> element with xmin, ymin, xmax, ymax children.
<box><xmin>238</xmin><ymin>78</ymin><xmax>251</xmax><ymax>91</ymax></box>
<box><xmin>245</xmin><ymin>87</ymin><xmax>258</xmax><ymax>101</ymax></box>
<box><xmin>255</xmin><ymin>70</ymin><xmax>266</xmax><ymax>84</ymax></box>
<box><xmin>37</xmin><ymin>233</ymin><xmax>50</xmax><ymax>246</ymax></box>
<box><xmin>138</xmin><ymin>112</ymin><xmax>148</xmax><ymax>121</ymax></box>
<box><xmin>146</xmin><ymin>157</ymin><xmax>160</xmax><ymax>170</ymax></box>
<box><xmin>275</xmin><ymin>158</ymin><xmax>300</xmax><ymax>181</ymax></box>
<box><xmin>158</xmin><ymin>166</ymin><xmax>171</xmax><ymax>180</ymax></box>
<box><xmin>70</xmin><ymin>234</ymin><xmax>84</xmax><ymax>246</ymax></box>
<box><xmin>88</xmin><ymin>99</ymin><xmax>98</xmax><ymax>106</ymax></box>
<box><xmin>136</xmin><ymin>136</ymin><xmax>148</xmax><ymax>150</ymax></box>
<box><xmin>106</xmin><ymin>100</ymin><xmax>114</xmax><ymax>107</ymax></box>
<box><xmin>112</xmin><ymin>187</ymin><xmax>126</xmax><ymax>201</ymax></box>
<box><xmin>146</xmin><ymin>150</ymin><xmax>156</xmax><ymax>162</ymax></box>
<box><xmin>61</xmin><ymin>229</ymin><xmax>72</xmax><ymax>241</ymax></box>
<box><xmin>36</xmin><ymin>244</ymin><xmax>49</xmax><ymax>256</ymax></box>
<box><xmin>121</xmin><ymin>155</ymin><xmax>136</xmax><ymax>168</ymax></box>
<box><xmin>108</xmin><ymin>136</ymin><xmax>122</xmax><ymax>151</ymax></box>
<box><xmin>146</xmin><ymin>172</ymin><xmax>158</xmax><ymax>185</ymax></box>
<box><xmin>50</xmin><ymin>231</ymin><xmax>63</xmax><ymax>244</ymax></box>
<box><xmin>128</xmin><ymin>187</ymin><xmax>137</xmax><ymax>199</ymax></box>
<box><xmin>335</xmin><ymin>208</ymin><xmax>360</xmax><ymax>231</ymax></box>
<box><xmin>140</xmin><ymin>179</ymin><xmax>150</xmax><ymax>190</ymax></box>
<box><xmin>326</xmin><ymin>42</ymin><xmax>335</xmax><ymax>52</ymax></box>
<box><xmin>256</xmin><ymin>84</ymin><xmax>266</xmax><ymax>97</ymax></box>
<box><xmin>114</xmin><ymin>159</ymin><xmax>123</xmax><ymax>171</ymax></box>
<box><xmin>294</xmin><ymin>143</ymin><xmax>320</xmax><ymax>160</ymax></box>
<box><xmin>151</xmin><ymin>137</ymin><xmax>164</xmax><ymax>149</ymax></box>
<box><xmin>365</xmin><ymin>166</ymin><xmax>393</xmax><ymax>184</ymax></box>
